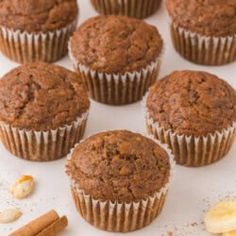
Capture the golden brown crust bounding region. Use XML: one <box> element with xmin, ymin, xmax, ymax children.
<box><xmin>0</xmin><ymin>0</ymin><xmax>78</xmax><ymax>32</ymax></box>
<box><xmin>70</xmin><ymin>15</ymin><xmax>163</xmax><ymax>74</ymax></box>
<box><xmin>147</xmin><ymin>70</ymin><xmax>236</xmax><ymax>136</ymax></box>
<box><xmin>166</xmin><ymin>0</ymin><xmax>236</xmax><ymax>36</ymax></box>
<box><xmin>0</xmin><ymin>63</ymin><xmax>90</xmax><ymax>131</ymax></box>
<box><xmin>67</xmin><ymin>130</ymin><xmax>170</xmax><ymax>202</ymax></box>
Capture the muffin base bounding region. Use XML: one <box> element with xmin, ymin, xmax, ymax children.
<box><xmin>0</xmin><ymin>19</ymin><xmax>77</xmax><ymax>63</ymax></box>
<box><xmin>145</xmin><ymin>109</ymin><xmax>236</xmax><ymax>167</ymax></box>
<box><xmin>69</xmin><ymin>44</ymin><xmax>161</xmax><ymax>105</ymax></box>
<box><xmin>71</xmin><ymin>186</ymin><xmax>167</xmax><ymax>232</ymax></box>
<box><xmin>90</xmin><ymin>0</ymin><xmax>161</xmax><ymax>19</ymax></box>
<box><xmin>66</xmin><ymin>133</ymin><xmax>175</xmax><ymax>232</ymax></box>
<box><xmin>0</xmin><ymin>112</ymin><xmax>88</xmax><ymax>162</ymax></box>
<box><xmin>170</xmin><ymin>23</ymin><xmax>236</xmax><ymax>65</ymax></box>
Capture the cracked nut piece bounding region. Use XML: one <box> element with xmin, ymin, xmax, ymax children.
<box><xmin>11</xmin><ymin>175</ymin><xmax>35</xmax><ymax>199</ymax></box>
<box><xmin>0</xmin><ymin>208</ymin><xmax>22</xmax><ymax>223</ymax></box>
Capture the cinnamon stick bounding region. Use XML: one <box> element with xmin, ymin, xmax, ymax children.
<box><xmin>9</xmin><ymin>210</ymin><xmax>59</xmax><ymax>236</ymax></box>
<box><xmin>35</xmin><ymin>216</ymin><xmax>68</xmax><ymax>236</ymax></box>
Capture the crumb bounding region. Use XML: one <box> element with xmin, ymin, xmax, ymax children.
<box><xmin>191</xmin><ymin>222</ymin><xmax>198</xmax><ymax>227</ymax></box>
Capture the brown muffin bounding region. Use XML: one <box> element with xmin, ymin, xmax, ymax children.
<box><xmin>0</xmin><ymin>0</ymin><xmax>79</xmax><ymax>63</ymax></box>
<box><xmin>0</xmin><ymin>62</ymin><xmax>90</xmax><ymax>161</ymax></box>
<box><xmin>90</xmin><ymin>0</ymin><xmax>162</xmax><ymax>19</ymax></box>
<box><xmin>147</xmin><ymin>71</ymin><xmax>236</xmax><ymax>136</ymax></box>
<box><xmin>66</xmin><ymin>130</ymin><xmax>174</xmax><ymax>232</ymax></box>
<box><xmin>71</xmin><ymin>15</ymin><xmax>162</xmax><ymax>74</ymax></box>
<box><xmin>0</xmin><ymin>0</ymin><xmax>78</xmax><ymax>33</ymax></box>
<box><xmin>166</xmin><ymin>0</ymin><xmax>236</xmax><ymax>65</ymax></box>
<box><xmin>146</xmin><ymin>70</ymin><xmax>236</xmax><ymax>166</ymax></box>
<box><xmin>69</xmin><ymin>15</ymin><xmax>163</xmax><ymax>105</ymax></box>
<box><xmin>167</xmin><ymin>0</ymin><xmax>236</xmax><ymax>37</ymax></box>
<box><xmin>68</xmin><ymin>130</ymin><xmax>170</xmax><ymax>201</ymax></box>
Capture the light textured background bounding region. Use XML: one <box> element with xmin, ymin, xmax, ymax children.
<box><xmin>0</xmin><ymin>0</ymin><xmax>235</xmax><ymax>235</ymax></box>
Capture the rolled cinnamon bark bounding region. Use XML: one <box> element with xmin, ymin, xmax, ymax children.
<box><xmin>9</xmin><ymin>210</ymin><xmax>59</xmax><ymax>236</ymax></box>
<box><xmin>36</xmin><ymin>216</ymin><xmax>68</xmax><ymax>236</ymax></box>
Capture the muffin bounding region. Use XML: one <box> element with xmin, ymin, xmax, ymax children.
<box><xmin>69</xmin><ymin>15</ymin><xmax>163</xmax><ymax>105</ymax></box>
<box><xmin>145</xmin><ymin>70</ymin><xmax>236</xmax><ymax>167</ymax></box>
<box><xmin>66</xmin><ymin>130</ymin><xmax>174</xmax><ymax>232</ymax></box>
<box><xmin>166</xmin><ymin>0</ymin><xmax>236</xmax><ymax>65</ymax></box>
<box><xmin>0</xmin><ymin>0</ymin><xmax>78</xmax><ymax>63</ymax></box>
<box><xmin>0</xmin><ymin>63</ymin><xmax>90</xmax><ymax>161</ymax></box>
<box><xmin>90</xmin><ymin>0</ymin><xmax>162</xmax><ymax>19</ymax></box>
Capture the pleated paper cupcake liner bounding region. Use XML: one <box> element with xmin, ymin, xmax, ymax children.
<box><xmin>170</xmin><ymin>23</ymin><xmax>236</xmax><ymax>65</ymax></box>
<box><xmin>0</xmin><ymin>19</ymin><xmax>78</xmax><ymax>64</ymax></box>
<box><xmin>144</xmin><ymin>101</ymin><xmax>236</xmax><ymax>167</ymax></box>
<box><xmin>90</xmin><ymin>0</ymin><xmax>161</xmax><ymax>19</ymax></box>
<box><xmin>0</xmin><ymin>111</ymin><xmax>88</xmax><ymax>162</ymax></box>
<box><xmin>69</xmin><ymin>43</ymin><xmax>161</xmax><ymax>105</ymax></box>
<box><xmin>66</xmin><ymin>132</ymin><xmax>175</xmax><ymax>232</ymax></box>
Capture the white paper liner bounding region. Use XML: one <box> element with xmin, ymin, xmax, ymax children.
<box><xmin>0</xmin><ymin>18</ymin><xmax>78</xmax><ymax>63</ymax></box>
<box><xmin>65</xmin><ymin>130</ymin><xmax>175</xmax><ymax>232</ymax></box>
<box><xmin>170</xmin><ymin>23</ymin><xmax>236</xmax><ymax>65</ymax></box>
<box><xmin>143</xmin><ymin>93</ymin><xmax>236</xmax><ymax>166</ymax></box>
<box><xmin>90</xmin><ymin>0</ymin><xmax>161</xmax><ymax>19</ymax></box>
<box><xmin>0</xmin><ymin>111</ymin><xmax>88</xmax><ymax>162</ymax></box>
<box><xmin>68</xmin><ymin>41</ymin><xmax>161</xmax><ymax>105</ymax></box>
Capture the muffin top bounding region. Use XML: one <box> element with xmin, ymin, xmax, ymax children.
<box><xmin>0</xmin><ymin>63</ymin><xmax>89</xmax><ymax>131</ymax></box>
<box><xmin>66</xmin><ymin>130</ymin><xmax>171</xmax><ymax>202</ymax></box>
<box><xmin>166</xmin><ymin>0</ymin><xmax>236</xmax><ymax>36</ymax></box>
<box><xmin>146</xmin><ymin>70</ymin><xmax>236</xmax><ymax>136</ymax></box>
<box><xmin>70</xmin><ymin>15</ymin><xmax>163</xmax><ymax>74</ymax></box>
<box><xmin>0</xmin><ymin>0</ymin><xmax>78</xmax><ymax>32</ymax></box>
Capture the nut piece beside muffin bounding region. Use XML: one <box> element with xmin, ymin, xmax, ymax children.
<box><xmin>69</xmin><ymin>15</ymin><xmax>163</xmax><ymax>105</ymax></box>
<box><xmin>0</xmin><ymin>0</ymin><xmax>79</xmax><ymax>63</ymax></box>
<box><xmin>145</xmin><ymin>70</ymin><xmax>236</xmax><ymax>167</ymax></box>
<box><xmin>0</xmin><ymin>62</ymin><xmax>90</xmax><ymax>162</ymax></box>
<box><xmin>90</xmin><ymin>0</ymin><xmax>162</xmax><ymax>19</ymax></box>
<box><xmin>166</xmin><ymin>0</ymin><xmax>236</xmax><ymax>65</ymax></box>
<box><xmin>66</xmin><ymin>130</ymin><xmax>174</xmax><ymax>232</ymax></box>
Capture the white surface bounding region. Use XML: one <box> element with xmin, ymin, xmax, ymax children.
<box><xmin>0</xmin><ymin>0</ymin><xmax>235</xmax><ymax>235</ymax></box>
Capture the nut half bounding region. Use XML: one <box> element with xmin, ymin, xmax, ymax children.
<box><xmin>11</xmin><ymin>175</ymin><xmax>35</xmax><ymax>199</ymax></box>
<box><xmin>0</xmin><ymin>208</ymin><xmax>22</xmax><ymax>223</ymax></box>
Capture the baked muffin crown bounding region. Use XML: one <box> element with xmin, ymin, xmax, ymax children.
<box><xmin>166</xmin><ymin>0</ymin><xmax>236</xmax><ymax>36</ymax></box>
<box><xmin>0</xmin><ymin>62</ymin><xmax>89</xmax><ymax>131</ymax></box>
<box><xmin>70</xmin><ymin>15</ymin><xmax>163</xmax><ymax>74</ymax></box>
<box><xmin>67</xmin><ymin>130</ymin><xmax>170</xmax><ymax>202</ymax></box>
<box><xmin>147</xmin><ymin>70</ymin><xmax>236</xmax><ymax>136</ymax></box>
<box><xmin>0</xmin><ymin>0</ymin><xmax>78</xmax><ymax>32</ymax></box>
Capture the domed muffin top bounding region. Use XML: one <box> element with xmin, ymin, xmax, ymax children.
<box><xmin>0</xmin><ymin>0</ymin><xmax>78</xmax><ymax>32</ymax></box>
<box><xmin>70</xmin><ymin>15</ymin><xmax>163</xmax><ymax>74</ymax></box>
<box><xmin>0</xmin><ymin>62</ymin><xmax>89</xmax><ymax>131</ymax></box>
<box><xmin>66</xmin><ymin>130</ymin><xmax>171</xmax><ymax>202</ymax></box>
<box><xmin>166</xmin><ymin>0</ymin><xmax>236</xmax><ymax>36</ymax></box>
<box><xmin>146</xmin><ymin>70</ymin><xmax>236</xmax><ymax>136</ymax></box>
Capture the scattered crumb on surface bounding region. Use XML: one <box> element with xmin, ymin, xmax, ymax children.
<box><xmin>191</xmin><ymin>222</ymin><xmax>198</xmax><ymax>227</ymax></box>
